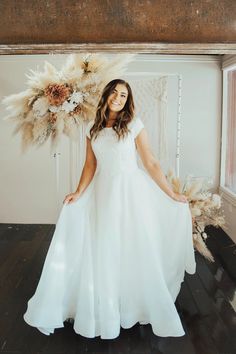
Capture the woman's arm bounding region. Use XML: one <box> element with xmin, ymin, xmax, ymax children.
<box><xmin>135</xmin><ymin>128</ymin><xmax>187</xmax><ymax>203</ymax></box>
<box><xmin>63</xmin><ymin>137</ymin><xmax>97</xmax><ymax>204</ymax></box>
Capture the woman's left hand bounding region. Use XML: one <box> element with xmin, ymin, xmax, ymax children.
<box><xmin>172</xmin><ymin>192</ymin><xmax>188</xmax><ymax>203</ymax></box>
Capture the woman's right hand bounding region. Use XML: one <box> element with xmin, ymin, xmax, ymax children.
<box><xmin>172</xmin><ymin>192</ymin><xmax>188</xmax><ymax>203</ymax></box>
<box><xmin>63</xmin><ymin>192</ymin><xmax>80</xmax><ymax>205</ymax></box>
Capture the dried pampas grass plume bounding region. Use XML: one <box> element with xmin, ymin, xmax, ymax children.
<box><xmin>26</xmin><ymin>61</ymin><xmax>61</xmax><ymax>90</ymax></box>
<box><xmin>193</xmin><ymin>233</ymin><xmax>214</xmax><ymax>262</ymax></box>
<box><xmin>2</xmin><ymin>89</ymin><xmax>35</xmax><ymax>121</ymax></box>
<box><xmin>21</xmin><ymin>122</ymin><xmax>34</xmax><ymax>153</ymax></box>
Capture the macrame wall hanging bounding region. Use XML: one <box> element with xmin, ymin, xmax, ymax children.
<box><xmin>127</xmin><ymin>76</ymin><xmax>168</xmax><ymax>161</ymax></box>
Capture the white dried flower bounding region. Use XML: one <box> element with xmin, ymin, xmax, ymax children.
<box><xmin>61</xmin><ymin>100</ymin><xmax>76</xmax><ymax>113</ymax></box>
<box><xmin>202</xmin><ymin>232</ymin><xmax>208</xmax><ymax>239</ymax></box>
<box><xmin>32</xmin><ymin>97</ymin><xmax>49</xmax><ymax>117</ymax></box>
<box><xmin>211</xmin><ymin>194</ymin><xmax>221</xmax><ymax>209</ymax></box>
<box><xmin>191</xmin><ymin>207</ymin><xmax>202</xmax><ymax>216</ymax></box>
<box><xmin>69</xmin><ymin>91</ymin><xmax>84</xmax><ymax>104</ymax></box>
<box><xmin>199</xmin><ymin>192</ymin><xmax>211</xmax><ymax>200</ymax></box>
<box><xmin>193</xmin><ymin>233</ymin><xmax>198</xmax><ymax>240</ymax></box>
<box><xmin>49</xmin><ymin>105</ymin><xmax>61</xmax><ymax>113</ymax></box>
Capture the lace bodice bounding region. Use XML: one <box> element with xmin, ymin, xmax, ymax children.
<box><xmin>85</xmin><ymin>117</ymin><xmax>144</xmax><ymax>177</ymax></box>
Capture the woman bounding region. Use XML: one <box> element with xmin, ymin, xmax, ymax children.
<box><xmin>24</xmin><ymin>79</ymin><xmax>196</xmax><ymax>339</ymax></box>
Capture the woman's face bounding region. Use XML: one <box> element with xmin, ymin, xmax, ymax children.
<box><xmin>107</xmin><ymin>84</ymin><xmax>129</xmax><ymax>113</ymax></box>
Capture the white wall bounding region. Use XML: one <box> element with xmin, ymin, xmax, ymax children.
<box><xmin>0</xmin><ymin>54</ymin><xmax>222</xmax><ymax>224</ymax></box>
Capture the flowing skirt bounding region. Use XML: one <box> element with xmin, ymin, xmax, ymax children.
<box><xmin>23</xmin><ymin>167</ymin><xmax>196</xmax><ymax>339</ymax></box>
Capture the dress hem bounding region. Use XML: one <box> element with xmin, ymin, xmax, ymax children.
<box><xmin>24</xmin><ymin>314</ymin><xmax>186</xmax><ymax>339</ymax></box>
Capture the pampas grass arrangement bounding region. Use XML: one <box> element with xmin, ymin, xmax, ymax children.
<box><xmin>167</xmin><ymin>169</ymin><xmax>226</xmax><ymax>262</ymax></box>
<box><xmin>2</xmin><ymin>53</ymin><xmax>135</xmax><ymax>152</ymax></box>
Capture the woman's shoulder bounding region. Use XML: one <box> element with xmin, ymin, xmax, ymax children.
<box><xmin>129</xmin><ymin>117</ymin><xmax>144</xmax><ymax>138</ymax></box>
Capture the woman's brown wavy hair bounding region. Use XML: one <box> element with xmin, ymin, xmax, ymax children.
<box><xmin>89</xmin><ymin>79</ymin><xmax>135</xmax><ymax>141</ymax></box>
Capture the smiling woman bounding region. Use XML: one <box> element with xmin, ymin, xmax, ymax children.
<box><xmin>23</xmin><ymin>77</ymin><xmax>196</xmax><ymax>339</ymax></box>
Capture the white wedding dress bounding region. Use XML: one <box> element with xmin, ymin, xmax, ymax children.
<box><xmin>23</xmin><ymin>117</ymin><xmax>196</xmax><ymax>339</ymax></box>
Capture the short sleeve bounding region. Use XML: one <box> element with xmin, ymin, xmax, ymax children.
<box><xmin>131</xmin><ymin>117</ymin><xmax>144</xmax><ymax>138</ymax></box>
<box><xmin>85</xmin><ymin>120</ymin><xmax>95</xmax><ymax>139</ymax></box>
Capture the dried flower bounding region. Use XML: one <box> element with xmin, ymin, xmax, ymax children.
<box><xmin>191</xmin><ymin>207</ymin><xmax>202</xmax><ymax>217</ymax></box>
<box><xmin>45</xmin><ymin>83</ymin><xmax>71</xmax><ymax>106</ymax></box>
<box><xmin>211</xmin><ymin>194</ymin><xmax>221</xmax><ymax>208</ymax></box>
<box><xmin>202</xmin><ymin>232</ymin><xmax>208</xmax><ymax>239</ymax></box>
<box><xmin>69</xmin><ymin>105</ymin><xmax>82</xmax><ymax>117</ymax></box>
<box><xmin>61</xmin><ymin>100</ymin><xmax>77</xmax><ymax>113</ymax></box>
<box><xmin>49</xmin><ymin>105</ymin><xmax>60</xmax><ymax>113</ymax></box>
<box><xmin>69</xmin><ymin>91</ymin><xmax>84</xmax><ymax>104</ymax></box>
<box><xmin>166</xmin><ymin>169</ymin><xmax>226</xmax><ymax>262</ymax></box>
<box><xmin>48</xmin><ymin>112</ymin><xmax>57</xmax><ymax>125</ymax></box>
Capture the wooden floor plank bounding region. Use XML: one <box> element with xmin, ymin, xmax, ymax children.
<box><xmin>186</xmin><ymin>261</ymin><xmax>236</xmax><ymax>354</ymax></box>
<box><xmin>196</xmin><ymin>253</ymin><xmax>236</xmax><ymax>350</ymax></box>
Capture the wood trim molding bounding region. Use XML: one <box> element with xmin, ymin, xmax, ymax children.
<box><xmin>219</xmin><ymin>186</ymin><xmax>236</xmax><ymax>207</ymax></box>
<box><xmin>0</xmin><ymin>54</ymin><xmax>221</xmax><ymax>64</ymax></box>
<box><xmin>222</xmin><ymin>54</ymin><xmax>236</xmax><ymax>69</ymax></box>
<box><xmin>0</xmin><ymin>43</ymin><xmax>236</xmax><ymax>55</ymax></box>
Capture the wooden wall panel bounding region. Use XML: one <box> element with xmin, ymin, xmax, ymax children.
<box><xmin>0</xmin><ymin>0</ymin><xmax>236</xmax><ymax>45</ymax></box>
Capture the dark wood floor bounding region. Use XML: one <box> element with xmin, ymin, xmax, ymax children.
<box><xmin>0</xmin><ymin>223</ymin><xmax>235</xmax><ymax>354</ymax></box>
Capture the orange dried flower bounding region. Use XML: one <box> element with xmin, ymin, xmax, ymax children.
<box><xmin>45</xmin><ymin>83</ymin><xmax>71</xmax><ymax>106</ymax></box>
<box><xmin>69</xmin><ymin>105</ymin><xmax>82</xmax><ymax>116</ymax></box>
